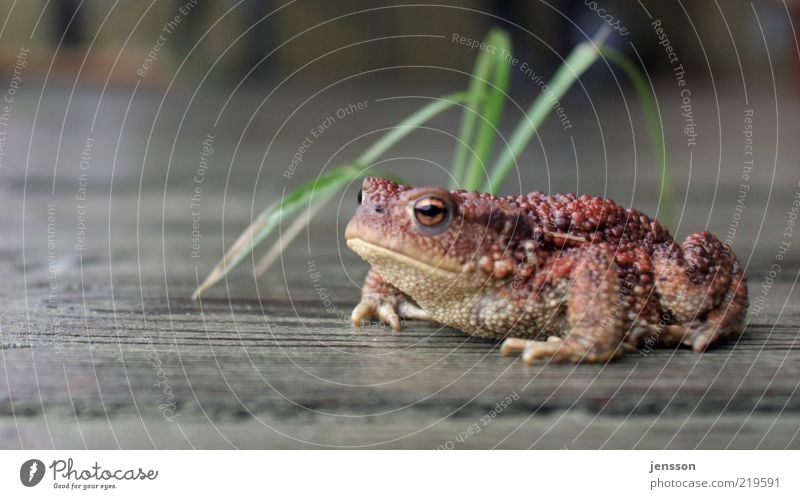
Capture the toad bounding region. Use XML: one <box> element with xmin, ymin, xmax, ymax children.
<box><xmin>345</xmin><ymin>177</ymin><xmax>747</xmax><ymax>364</ymax></box>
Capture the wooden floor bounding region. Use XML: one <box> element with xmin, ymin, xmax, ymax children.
<box><xmin>1</xmin><ymin>84</ymin><xmax>799</xmax><ymax>449</ymax></box>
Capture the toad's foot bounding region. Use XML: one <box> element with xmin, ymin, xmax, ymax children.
<box><xmin>351</xmin><ymin>267</ymin><xmax>432</xmax><ymax>331</ymax></box>
<box><xmin>351</xmin><ymin>293</ymin><xmax>431</xmax><ymax>331</ymax></box>
<box><xmin>682</xmin><ymin>317</ymin><xmax>745</xmax><ymax>352</ymax></box>
<box><xmin>500</xmin><ymin>243</ymin><xmax>626</xmax><ymax>364</ymax></box>
<box><xmin>500</xmin><ymin>337</ymin><xmax>623</xmax><ymax>364</ymax></box>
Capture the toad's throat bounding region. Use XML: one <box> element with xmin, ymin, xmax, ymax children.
<box><xmin>346</xmin><ymin>237</ymin><xmax>464</xmax><ymax>277</ymax></box>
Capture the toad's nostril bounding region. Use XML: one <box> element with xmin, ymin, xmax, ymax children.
<box><xmin>372</xmin><ymin>203</ymin><xmax>385</xmax><ymax>214</ymax></box>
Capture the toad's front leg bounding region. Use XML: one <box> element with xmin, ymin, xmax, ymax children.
<box><xmin>351</xmin><ymin>267</ymin><xmax>432</xmax><ymax>331</ymax></box>
<box><xmin>501</xmin><ymin>244</ymin><xmax>626</xmax><ymax>364</ymax></box>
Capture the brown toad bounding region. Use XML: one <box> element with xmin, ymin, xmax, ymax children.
<box><xmin>345</xmin><ymin>177</ymin><xmax>748</xmax><ymax>364</ymax></box>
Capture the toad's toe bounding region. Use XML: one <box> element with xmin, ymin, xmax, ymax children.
<box><xmin>351</xmin><ymin>292</ymin><xmax>431</xmax><ymax>332</ymax></box>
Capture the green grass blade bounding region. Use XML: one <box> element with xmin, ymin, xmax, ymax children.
<box><xmin>253</xmin><ymin>192</ymin><xmax>332</xmax><ymax>277</ymax></box>
<box><xmin>249</xmin><ymin>93</ymin><xmax>469</xmax><ymax>280</ymax></box>
<box><xmin>194</xmin><ymin>93</ymin><xmax>470</xmax><ymax>298</ymax></box>
<box><xmin>484</xmin><ymin>28</ymin><xmax>610</xmax><ymax>194</ymax></box>
<box><xmin>600</xmin><ymin>46</ymin><xmax>672</xmax><ymax>227</ymax></box>
<box><xmin>450</xmin><ymin>36</ymin><xmax>494</xmax><ymax>188</ymax></box>
<box><xmin>192</xmin><ymin>164</ymin><xmax>361</xmax><ymax>300</ymax></box>
<box><xmin>357</xmin><ymin>91</ymin><xmax>468</xmax><ymax>166</ymax></box>
<box><xmin>463</xmin><ymin>29</ymin><xmax>512</xmax><ymax>191</ymax></box>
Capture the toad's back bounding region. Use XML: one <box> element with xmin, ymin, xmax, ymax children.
<box><xmin>490</xmin><ymin>190</ymin><xmax>674</xmax><ymax>249</ymax></box>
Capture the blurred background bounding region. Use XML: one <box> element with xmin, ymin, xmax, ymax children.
<box><xmin>1</xmin><ymin>0</ymin><xmax>797</xmax><ymax>83</ymax></box>
<box><xmin>0</xmin><ymin>0</ymin><xmax>797</xmax><ymax>300</ymax></box>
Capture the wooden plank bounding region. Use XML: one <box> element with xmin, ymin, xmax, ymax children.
<box><xmin>2</xmin><ymin>412</ymin><xmax>798</xmax><ymax>449</ymax></box>
<box><xmin>2</xmin><ymin>87</ymin><xmax>799</xmax><ymax>449</ymax></box>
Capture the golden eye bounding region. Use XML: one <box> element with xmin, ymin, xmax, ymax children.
<box><xmin>413</xmin><ymin>197</ymin><xmax>448</xmax><ymax>227</ymax></box>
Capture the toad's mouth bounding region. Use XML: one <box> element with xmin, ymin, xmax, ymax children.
<box><xmin>346</xmin><ymin>237</ymin><xmax>464</xmax><ymax>276</ymax></box>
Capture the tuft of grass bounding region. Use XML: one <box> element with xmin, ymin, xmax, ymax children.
<box><xmin>193</xmin><ymin>26</ymin><xmax>671</xmax><ymax>300</ymax></box>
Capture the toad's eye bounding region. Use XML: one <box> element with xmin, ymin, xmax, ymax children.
<box><xmin>413</xmin><ymin>196</ymin><xmax>449</xmax><ymax>228</ymax></box>
<box><xmin>357</xmin><ymin>189</ymin><xmax>363</xmax><ymax>205</ymax></box>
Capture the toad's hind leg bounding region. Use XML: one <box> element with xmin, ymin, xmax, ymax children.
<box><xmin>351</xmin><ymin>267</ymin><xmax>432</xmax><ymax>331</ymax></box>
<box><xmin>501</xmin><ymin>243</ymin><xmax>625</xmax><ymax>364</ymax></box>
<box><xmin>653</xmin><ymin>231</ymin><xmax>748</xmax><ymax>351</ymax></box>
